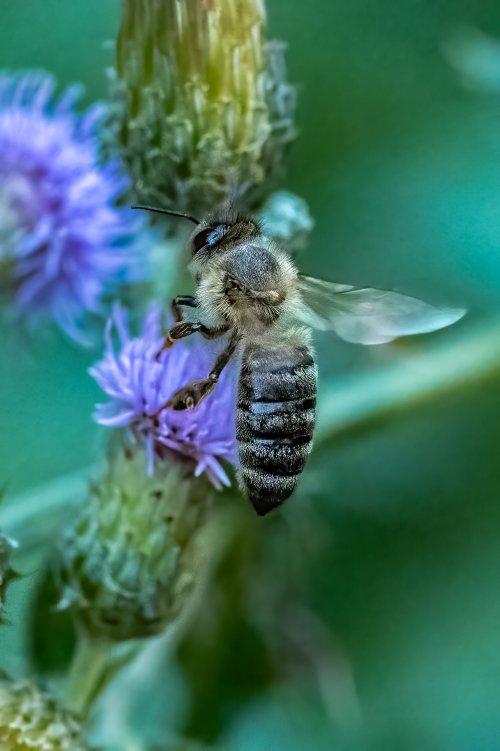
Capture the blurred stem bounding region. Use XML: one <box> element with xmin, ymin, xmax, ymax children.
<box><xmin>317</xmin><ymin>316</ymin><xmax>500</xmax><ymax>441</ymax></box>
<box><xmin>2</xmin><ymin>318</ymin><xmax>500</xmax><ymax>552</ymax></box>
<box><xmin>65</xmin><ymin>634</ymin><xmax>112</xmax><ymax>718</ymax></box>
<box><xmin>0</xmin><ymin>465</ymin><xmax>100</xmax><ymax>553</ymax></box>
<box><xmin>150</xmin><ymin>233</ymin><xmax>185</xmax><ymax>304</ymax></box>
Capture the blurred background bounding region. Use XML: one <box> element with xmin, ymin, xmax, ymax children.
<box><xmin>1</xmin><ymin>0</ymin><xmax>500</xmax><ymax>749</ymax></box>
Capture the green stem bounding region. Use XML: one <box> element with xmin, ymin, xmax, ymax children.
<box><xmin>316</xmin><ymin>316</ymin><xmax>500</xmax><ymax>442</ymax></box>
<box><xmin>2</xmin><ymin>318</ymin><xmax>500</xmax><ymax>550</ymax></box>
<box><xmin>0</xmin><ymin>465</ymin><xmax>101</xmax><ymax>552</ymax></box>
<box><xmin>65</xmin><ymin>634</ymin><xmax>113</xmax><ymax>718</ymax></box>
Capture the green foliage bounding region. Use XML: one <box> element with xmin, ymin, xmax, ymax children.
<box><xmin>2</xmin><ymin>1</ymin><xmax>500</xmax><ymax>750</ymax></box>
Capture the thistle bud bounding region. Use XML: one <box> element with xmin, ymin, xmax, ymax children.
<box><xmin>259</xmin><ymin>190</ymin><xmax>314</xmax><ymax>252</ymax></box>
<box><xmin>0</xmin><ymin>678</ymin><xmax>89</xmax><ymax>750</ymax></box>
<box><xmin>0</xmin><ymin>531</ymin><xmax>18</xmax><ymax>622</ymax></box>
<box><xmin>113</xmin><ymin>0</ymin><xmax>296</xmax><ymax>214</ymax></box>
<box><xmin>56</xmin><ymin>443</ymin><xmax>209</xmax><ymax>642</ymax></box>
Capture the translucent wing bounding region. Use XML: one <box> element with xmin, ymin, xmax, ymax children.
<box><xmin>296</xmin><ymin>274</ymin><xmax>466</xmax><ymax>345</ymax></box>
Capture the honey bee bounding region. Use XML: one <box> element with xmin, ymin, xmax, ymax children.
<box><xmin>135</xmin><ymin>204</ymin><xmax>465</xmax><ymax>516</ymax></box>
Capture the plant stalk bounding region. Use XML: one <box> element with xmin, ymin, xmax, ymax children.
<box><xmin>2</xmin><ymin>318</ymin><xmax>500</xmax><ymax>547</ymax></box>
<box><xmin>65</xmin><ymin>634</ymin><xmax>113</xmax><ymax>718</ymax></box>
<box><xmin>316</xmin><ymin>316</ymin><xmax>500</xmax><ymax>442</ymax></box>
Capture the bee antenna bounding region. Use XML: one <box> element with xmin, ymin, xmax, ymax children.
<box><xmin>132</xmin><ymin>205</ymin><xmax>200</xmax><ymax>225</ymax></box>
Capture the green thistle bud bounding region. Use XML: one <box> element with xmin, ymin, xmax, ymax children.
<box><xmin>0</xmin><ymin>531</ymin><xmax>18</xmax><ymax>622</ymax></box>
<box><xmin>0</xmin><ymin>678</ymin><xmax>89</xmax><ymax>750</ymax></box>
<box><xmin>113</xmin><ymin>0</ymin><xmax>296</xmax><ymax>214</ymax></box>
<box><xmin>56</xmin><ymin>444</ymin><xmax>209</xmax><ymax>641</ymax></box>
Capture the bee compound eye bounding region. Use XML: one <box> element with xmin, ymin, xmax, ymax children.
<box><xmin>192</xmin><ymin>224</ymin><xmax>228</xmax><ymax>254</ymax></box>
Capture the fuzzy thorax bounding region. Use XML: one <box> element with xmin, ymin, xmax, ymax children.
<box><xmin>193</xmin><ymin>240</ymin><xmax>300</xmax><ymax>338</ymax></box>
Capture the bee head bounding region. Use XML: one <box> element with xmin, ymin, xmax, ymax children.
<box><xmin>190</xmin><ymin>223</ymin><xmax>230</xmax><ymax>256</ymax></box>
<box><xmin>131</xmin><ymin>202</ymin><xmax>261</xmax><ymax>260</ymax></box>
<box><xmin>189</xmin><ymin>208</ymin><xmax>261</xmax><ymax>259</ymax></box>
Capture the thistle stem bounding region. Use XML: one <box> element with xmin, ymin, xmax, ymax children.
<box><xmin>0</xmin><ymin>466</ymin><xmax>98</xmax><ymax>552</ymax></box>
<box><xmin>316</xmin><ymin>316</ymin><xmax>500</xmax><ymax>442</ymax></box>
<box><xmin>65</xmin><ymin>634</ymin><xmax>112</xmax><ymax>718</ymax></box>
<box><xmin>2</xmin><ymin>318</ymin><xmax>500</xmax><ymax>548</ymax></box>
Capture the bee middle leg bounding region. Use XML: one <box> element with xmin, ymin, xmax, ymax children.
<box><xmin>156</xmin><ymin>332</ymin><xmax>240</xmax><ymax>413</ymax></box>
<box><xmin>156</xmin><ymin>319</ymin><xmax>229</xmax><ymax>359</ymax></box>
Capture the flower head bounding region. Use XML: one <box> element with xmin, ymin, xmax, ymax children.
<box><xmin>0</xmin><ymin>71</ymin><xmax>147</xmax><ymax>342</ymax></box>
<box><xmin>90</xmin><ymin>305</ymin><xmax>237</xmax><ymax>488</ymax></box>
<box><xmin>0</xmin><ymin>678</ymin><xmax>88</xmax><ymax>750</ymax></box>
<box><xmin>113</xmin><ymin>0</ymin><xmax>296</xmax><ymax>215</ymax></box>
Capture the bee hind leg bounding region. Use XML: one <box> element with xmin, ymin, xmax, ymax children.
<box><xmin>164</xmin><ymin>377</ymin><xmax>218</xmax><ymax>411</ymax></box>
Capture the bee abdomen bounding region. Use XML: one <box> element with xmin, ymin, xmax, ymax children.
<box><xmin>237</xmin><ymin>344</ymin><xmax>317</xmax><ymax>516</ymax></box>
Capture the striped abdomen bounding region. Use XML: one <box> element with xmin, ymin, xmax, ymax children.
<box><xmin>237</xmin><ymin>343</ymin><xmax>317</xmax><ymax>516</ymax></box>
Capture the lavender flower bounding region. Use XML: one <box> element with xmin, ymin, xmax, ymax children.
<box><xmin>0</xmin><ymin>71</ymin><xmax>146</xmax><ymax>343</ymax></box>
<box><xmin>90</xmin><ymin>305</ymin><xmax>237</xmax><ymax>489</ymax></box>
<box><xmin>65</xmin><ymin>307</ymin><xmax>237</xmax><ymax>640</ymax></box>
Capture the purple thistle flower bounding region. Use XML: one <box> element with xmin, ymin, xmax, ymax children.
<box><xmin>90</xmin><ymin>304</ymin><xmax>238</xmax><ymax>489</ymax></box>
<box><xmin>0</xmin><ymin>71</ymin><xmax>147</xmax><ymax>343</ymax></box>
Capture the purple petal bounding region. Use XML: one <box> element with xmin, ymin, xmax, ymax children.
<box><xmin>89</xmin><ymin>304</ymin><xmax>238</xmax><ymax>489</ymax></box>
<box><xmin>0</xmin><ymin>70</ymin><xmax>149</xmax><ymax>342</ymax></box>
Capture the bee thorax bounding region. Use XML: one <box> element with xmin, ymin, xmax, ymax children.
<box><xmin>225</xmin><ymin>245</ymin><xmax>281</xmax><ymax>290</ymax></box>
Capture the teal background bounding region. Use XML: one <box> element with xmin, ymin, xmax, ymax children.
<box><xmin>1</xmin><ymin>1</ymin><xmax>500</xmax><ymax>749</ymax></box>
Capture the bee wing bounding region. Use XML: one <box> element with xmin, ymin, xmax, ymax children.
<box><xmin>296</xmin><ymin>274</ymin><xmax>466</xmax><ymax>345</ymax></box>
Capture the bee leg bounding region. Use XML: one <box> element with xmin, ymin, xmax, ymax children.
<box><xmin>155</xmin><ymin>321</ymin><xmax>227</xmax><ymax>360</ymax></box>
<box><xmin>171</xmin><ymin>295</ymin><xmax>198</xmax><ymax>323</ymax></box>
<box><xmin>162</xmin><ymin>378</ymin><xmax>218</xmax><ymax>411</ymax></box>
<box><xmin>155</xmin><ymin>297</ymin><xmax>199</xmax><ymax>357</ymax></box>
<box><xmin>155</xmin><ymin>332</ymin><xmax>240</xmax><ymax>413</ymax></box>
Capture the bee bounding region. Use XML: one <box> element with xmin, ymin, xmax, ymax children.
<box><xmin>134</xmin><ymin>204</ymin><xmax>465</xmax><ymax>516</ymax></box>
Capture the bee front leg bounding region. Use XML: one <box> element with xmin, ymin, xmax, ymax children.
<box><xmin>171</xmin><ymin>295</ymin><xmax>198</xmax><ymax>323</ymax></box>
<box><xmin>155</xmin><ymin>295</ymin><xmax>198</xmax><ymax>357</ymax></box>
<box><xmin>154</xmin><ymin>332</ymin><xmax>240</xmax><ymax>414</ymax></box>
